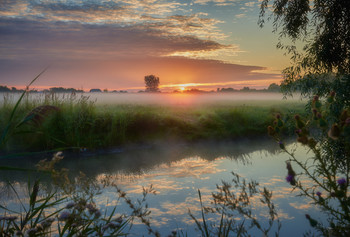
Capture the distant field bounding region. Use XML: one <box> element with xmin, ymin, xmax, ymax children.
<box><xmin>0</xmin><ymin>92</ymin><xmax>303</xmax><ymax>106</ymax></box>
<box><xmin>0</xmin><ymin>92</ymin><xmax>306</xmax><ymax>153</ymax></box>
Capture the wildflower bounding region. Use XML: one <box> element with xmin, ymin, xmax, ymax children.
<box><xmin>65</xmin><ymin>201</ymin><xmax>75</xmax><ymax>209</ymax></box>
<box><xmin>312</xmin><ymin>95</ymin><xmax>321</xmax><ymax>109</ymax></box>
<box><xmin>58</xmin><ymin>211</ymin><xmax>71</xmax><ymax>221</ymax></box>
<box><xmin>337</xmin><ymin>178</ymin><xmax>347</xmax><ymax>187</ymax></box>
<box><xmin>346</xmin><ymin>117</ymin><xmax>350</xmax><ymax>125</ymax></box>
<box><xmin>267</xmin><ymin>126</ymin><xmax>275</xmax><ymax>136</ymax></box>
<box><xmin>41</xmin><ymin>218</ymin><xmax>54</xmax><ymax>229</ymax></box>
<box><xmin>36</xmin><ymin>224</ymin><xmax>43</xmax><ymax>232</ymax></box>
<box><xmin>286</xmin><ymin>174</ymin><xmax>294</xmax><ymax>183</ymax></box>
<box><xmin>276</xmin><ymin>115</ymin><xmax>283</xmax><ymax>127</ymax></box>
<box><xmin>305</xmin><ymin>214</ymin><xmax>318</xmax><ymax>227</ymax></box>
<box><xmin>328</xmin><ymin>124</ymin><xmax>341</xmax><ymax>140</ymax></box>
<box><xmin>278</xmin><ymin>141</ymin><xmax>285</xmax><ymax>149</ymax></box>
<box><xmin>297</xmin><ymin>136</ymin><xmax>309</xmax><ymax>145</ymax></box>
<box><xmin>114</xmin><ymin>216</ymin><xmax>123</xmax><ymax>223</ymax></box>
<box><xmin>340</xmin><ymin>110</ymin><xmax>349</xmax><ymax>121</ymax></box>
<box><xmin>327</xmin><ymin>91</ymin><xmax>335</xmax><ymax>103</ymax></box>
<box><xmin>103</xmin><ymin>222</ymin><xmax>120</xmax><ymax>231</ymax></box>
<box><xmin>295</xmin><ymin>115</ymin><xmax>305</xmax><ymax>129</ymax></box>
<box><xmin>26</xmin><ymin>228</ymin><xmax>37</xmax><ymax>236</ymax></box>
<box><xmin>86</xmin><ymin>203</ymin><xmax>98</xmax><ymax>215</ymax></box>
<box><xmin>286</xmin><ymin>161</ymin><xmax>296</xmax><ymax>185</ymax></box>
<box><xmin>316</xmin><ymin>191</ymin><xmax>324</xmax><ymax>203</ymax></box>
<box><xmin>94</xmin><ymin>210</ymin><xmax>102</xmax><ymax>218</ymax></box>
<box><xmin>308</xmin><ymin>138</ymin><xmax>317</xmax><ymax>148</ymax></box>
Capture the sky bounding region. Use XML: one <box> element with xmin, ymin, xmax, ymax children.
<box><xmin>0</xmin><ymin>0</ymin><xmax>291</xmax><ymax>92</ymax></box>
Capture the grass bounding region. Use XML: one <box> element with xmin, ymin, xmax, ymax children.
<box><xmin>0</xmin><ymin>93</ymin><xmax>307</xmax><ymax>153</ymax></box>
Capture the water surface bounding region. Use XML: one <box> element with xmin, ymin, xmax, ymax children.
<box><xmin>0</xmin><ymin>139</ymin><xmax>323</xmax><ymax>236</ymax></box>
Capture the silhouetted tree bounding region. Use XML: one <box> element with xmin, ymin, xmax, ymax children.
<box><xmin>0</xmin><ymin>85</ymin><xmax>11</xmax><ymax>92</ymax></box>
<box><xmin>144</xmin><ymin>75</ymin><xmax>160</xmax><ymax>92</ymax></box>
<box><xmin>89</xmin><ymin>89</ymin><xmax>102</xmax><ymax>93</ymax></box>
<box><xmin>267</xmin><ymin>83</ymin><xmax>280</xmax><ymax>92</ymax></box>
<box><xmin>49</xmin><ymin>87</ymin><xmax>83</xmax><ymax>93</ymax></box>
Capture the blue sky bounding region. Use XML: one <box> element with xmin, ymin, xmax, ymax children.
<box><xmin>0</xmin><ymin>0</ymin><xmax>290</xmax><ymax>91</ymax></box>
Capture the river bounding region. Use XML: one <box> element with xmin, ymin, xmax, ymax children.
<box><xmin>0</xmin><ymin>139</ymin><xmax>324</xmax><ymax>236</ymax></box>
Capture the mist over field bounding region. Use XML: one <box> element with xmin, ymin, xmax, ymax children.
<box><xmin>0</xmin><ymin>92</ymin><xmax>302</xmax><ymax>107</ymax></box>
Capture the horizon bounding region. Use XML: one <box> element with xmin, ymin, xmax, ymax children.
<box><xmin>0</xmin><ymin>0</ymin><xmax>291</xmax><ymax>91</ymax></box>
<box><xmin>0</xmin><ymin>83</ymin><xmax>280</xmax><ymax>93</ymax></box>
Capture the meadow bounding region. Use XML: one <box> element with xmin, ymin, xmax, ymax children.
<box><xmin>0</xmin><ymin>92</ymin><xmax>306</xmax><ymax>153</ymax></box>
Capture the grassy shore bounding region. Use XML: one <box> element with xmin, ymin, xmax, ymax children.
<box><xmin>0</xmin><ymin>93</ymin><xmax>307</xmax><ymax>153</ymax></box>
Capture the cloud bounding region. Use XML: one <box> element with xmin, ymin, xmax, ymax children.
<box><xmin>0</xmin><ymin>0</ymin><xmax>281</xmax><ymax>90</ymax></box>
<box><xmin>193</xmin><ymin>0</ymin><xmax>236</xmax><ymax>6</ymax></box>
<box><xmin>235</xmin><ymin>13</ymin><xmax>246</xmax><ymax>18</ymax></box>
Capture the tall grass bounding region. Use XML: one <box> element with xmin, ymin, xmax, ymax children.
<box><xmin>0</xmin><ymin>93</ymin><xmax>306</xmax><ymax>153</ymax></box>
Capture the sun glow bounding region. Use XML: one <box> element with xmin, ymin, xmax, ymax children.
<box><xmin>179</xmin><ymin>87</ymin><xmax>186</xmax><ymax>91</ymax></box>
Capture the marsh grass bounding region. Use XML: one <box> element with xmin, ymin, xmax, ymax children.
<box><xmin>0</xmin><ymin>93</ymin><xmax>306</xmax><ymax>153</ymax></box>
<box><xmin>0</xmin><ymin>153</ymin><xmax>134</xmax><ymax>236</ymax></box>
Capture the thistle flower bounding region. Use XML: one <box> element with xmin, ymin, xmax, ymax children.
<box><xmin>305</xmin><ymin>214</ymin><xmax>318</xmax><ymax>227</ymax></box>
<box><xmin>340</xmin><ymin>110</ymin><xmax>349</xmax><ymax>122</ymax></box>
<box><xmin>58</xmin><ymin>211</ymin><xmax>71</xmax><ymax>221</ymax></box>
<box><xmin>286</xmin><ymin>174</ymin><xmax>294</xmax><ymax>183</ymax></box>
<box><xmin>26</xmin><ymin>228</ymin><xmax>37</xmax><ymax>236</ymax></box>
<box><xmin>316</xmin><ymin>191</ymin><xmax>322</xmax><ymax>197</ymax></box>
<box><xmin>278</xmin><ymin>141</ymin><xmax>285</xmax><ymax>149</ymax></box>
<box><xmin>294</xmin><ymin>115</ymin><xmax>305</xmax><ymax>129</ymax></box>
<box><xmin>94</xmin><ymin>210</ymin><xmax>102</xmax><ymax>218</ymax></box>
<box><xmin>103</xmin><ymin>222</ymin><xmax>120</xmax><ymax>231</ymax></box>
<box><xmin>328</xmin><ymin>124</ymin><xmax>341</xmax><ymax>140</ymax></box>
<box><xmin>346</xmin><ymin>117</ymin><xmax>350</xmax><ymax>125</ymax></box>
<box><xmin>308</xmin><ymin>138</ymin><xmax>317</xmax><ymax>148</ymax></box>
<box><xmin>41</xmin><ymin>218</ymin><xmax>54</xmax><ymax>229</ymax></box>
<box><xmin>297</xmin><ymin>136</ymin><xmax>309</xmax><ymax>145</ymax></box>
<box><xmin>114</xmin><ymin>216</ymin><xmax>123</xmax><ymax>224</ymax></box>
<box><xmin>65</xmin><ymin>201</ymin><xmax>75</xmax><ymax>209</ymax></box>
<box><xmin>327</xmin><ymin>91</ymin><xmax>335</xmax><ymax>103</ymax></box>
<box><xmin>312</xmin><ymin>95</ymin><xmax>321</xmax><ymax>109</ymax></box>
<box><xmin>286</xmin><ymin>161</ymin><xmax>296</xmax><ymax>185</ymax></box>
<box><xmin>337</xmin><ymin>178</ymin><xmax>347</xmax><ymax>187</ymax></box>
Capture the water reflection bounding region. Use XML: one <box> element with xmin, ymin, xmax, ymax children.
<box><xmin>0</xmin><ymin>138</ymin><xmax>280</xmax><ymax>182</ymax></box>
<box><xmin>0</xmin><ymin>139</ymin><xmax>323</xmax><ymax>236</ymax></box>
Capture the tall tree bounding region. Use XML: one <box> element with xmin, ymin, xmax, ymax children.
<box><xmin>144</xmin><ymin>75</ymin><xmax>160</xmax><ymax>92</ymax></box>
<box><xmin>259</xmin><ymin>0</ymin><xmax>350</xmax><ymax>108</ymax></box>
